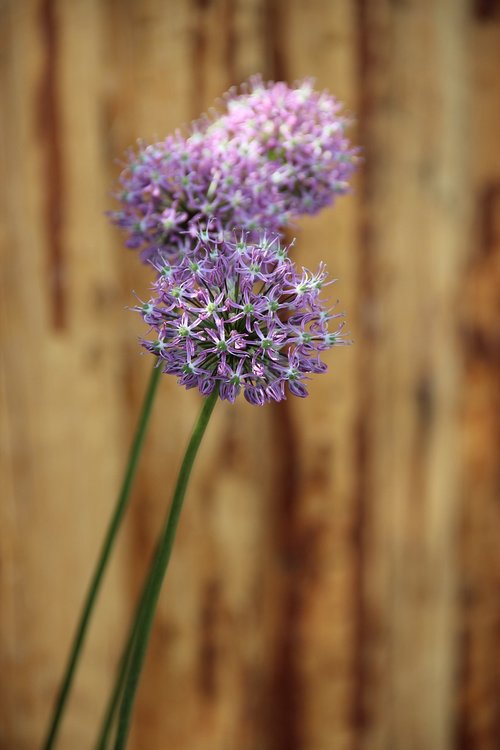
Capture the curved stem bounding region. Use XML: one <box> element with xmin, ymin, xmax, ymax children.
<box><xmin>113</xmin><ymin>388</ymin><xmax>219</xmax><ymax>750</ymax></box>
<box><xmin>41</xmin><ymin>361</ymin><xmax>162</xmax><ymax>750</ymax></box>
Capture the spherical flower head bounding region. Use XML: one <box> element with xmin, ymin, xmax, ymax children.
<box><xmin>136</xmin><ymin>233</ymin><xmax>350</xmax><ymax>404</ymax></box>
<box><xmin>109</xmin><ymin>77</ymin><xmax>358</xmax><ymax>265</ymax></box>
<box><xmin>108</xmin><ymin>130</ymin><xmax>292</xmax><ymax>264</ymax></box>
<box><xmin>206</xmin><ymin>75</ymin><xmax>359</xmax><ymax>216</ymax></box>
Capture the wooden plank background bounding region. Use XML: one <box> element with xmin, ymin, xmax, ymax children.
<box><xmin>1</xmin><ymin>1</ymin><xmax>499</xmax><ymax>749</ymax></box>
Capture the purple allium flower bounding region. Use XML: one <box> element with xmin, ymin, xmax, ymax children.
<box><xmin>109</xmin><ymin>77</ymin><xmax>358</xmax><ymax>264</ymax></box>
<box><xmin>136</xmin><ymin>234</ymin><xmax>349</xmax><ymax>404</ymax></box>
<box><xmin>109</xmin><ymin>132</ymin><xmax>291</xmax><ymax>264</ymax></box>
<box><xmin>205</xmin><ymin>76</ymin><xmax>358</xmax><ymax>216</ymax></box>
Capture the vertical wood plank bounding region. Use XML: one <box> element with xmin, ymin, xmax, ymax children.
<box><xmin>1</xmin><ymin>1</ymin><xmax>127</xmax><ymax>748</ymax></box>
<box><xmin>457</xmin><ymin>7</ymin><xmax>500</xmax><ymax>749</ymax></box>
<box><xmin>354</xmin><ymin>2</ymin><xmax>470</xmax><ymax>748</ymax></box>
<box><xmin>263</xmin><ymin>3</ymin><xmax>362</xmax><ymax>750</ymax></box>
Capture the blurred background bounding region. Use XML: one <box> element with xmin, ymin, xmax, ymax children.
<box><xmin>1</xmin><ymin>1</ymin><xmax>499</xmax><ymax>749</ymax></box>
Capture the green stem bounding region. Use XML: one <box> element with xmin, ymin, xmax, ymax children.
<box><xmin>113</xmin><ymin>388</ymin><xmax>219</xmax><ymax>750</ymax></box>
<box><xmin>41</xmin><ymin>362</ymin><xmax>162</xmax><ymax>750</ymax></box>
<box><xmin>94</xmin><ymin>544</ymin><xmax>158</xmax><ymax>750</ymax></box>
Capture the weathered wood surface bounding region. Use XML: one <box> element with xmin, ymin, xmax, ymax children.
<box><xmin>0</xmin><ymin>1</ymin><xmax>499</xmax><ymax>749</ymax></box>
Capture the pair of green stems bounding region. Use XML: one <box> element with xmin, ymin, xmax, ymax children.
<box><xmin>41</xmin><ymin>362</ymin><xmax>218</xmax><ymax>750</ymax></box>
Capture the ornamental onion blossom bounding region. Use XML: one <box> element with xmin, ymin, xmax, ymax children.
<box><xmin>109</xmin><ymin>77</ymin><xmax>358</xmax><ymax>264</ymax></box>
<box><xmin>136</xmin><ymin>234</ymin><xmax>349</xmax><ymax>404</ymax></box>
<box><xmin>109</xmin><ymin>131</ymin><xmax>291</xmax><ymax>264</ymax></box>
<box><xmin>205</xmin><ymin>75</ymin><xmax>358</xmax><ymax>216</ymax></box>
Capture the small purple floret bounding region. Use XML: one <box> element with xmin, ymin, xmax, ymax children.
<box><xmin>136</xmin><ymin>234</ymin><xmax>350</xmax><ymax>404</ymax></box>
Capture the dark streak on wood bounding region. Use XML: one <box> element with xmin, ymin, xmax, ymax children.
<box><xmin>455</xmin><ymin>182</ymin><xmax>500</xmax><ymax>748</ymax></box>
<box><xmin>223</xmin><ymin>0</ymin><xmax>236</xmax><ymax>85</ymax></box>
<box><xmin>261</xmin><ymin>11</ymin><xmax>303</xmax><ymax>747</ymax></box>
<box><xmin>268</xmin><ymin>399</ymin><xmax>304</xmax><ymax>750</ymax></box>
<box><xmin>240</xmin><ymin>661</ymin><xmax>267</xmax><ymax>744</ymax></box>
<box><xmin>191</xmin><ymin>0</ymin><xmax>209</xmax><ymax>118</ymax></box>
<box><xmin>199</xmin><ymin>578</ymin><xmax>220</xmax><ymax>698</ymax></box>
<box><xmin>455</xmin><ymin>626</ymin><xmax>474</xmax><ymax>750</ymax></box>
<box><xmin>351</xmin><ymin>0</ymin><xmax>376</xmax><ymax>741</ymax></box>
<box><xmin>264</xmin><ymin>0</ymin><xmax>287</xmax><ymax>81</ymax></box>
<box><xmin>38</xmin><ymin>0</ymin><xmax>65</xmax><ymax>330</ymax></box>
<box><xmin>220</xmin><ymin>420</ymin><xmax>238</xmax><ymax>467</ymax></box>
<box><xmin>478</xmin><ymin>183</ymin><xmax>500</xmax><ymax>259</ymax></box>
<box><xmin>472</xmin><ymin>0</ymin><xmax>500</xmax><ymax>22</ymax></box>
<box><xmin>350</xmin><ymin>410</ymin><xmax>370</xmax><ymax>740</ymax></box>
<box><xmin>459</xmin><ymin>183</ymin><xmax>500</xmax><ymax>358</ymax></box>
<box><xmin>407</xmin><ymin>372</ymin><xmax>432</xmax><ymax>550</ymax></box>
<box><xmin>460</xmin><ymin>328</ymin><xmax>500</xmax><ymax>360</ymax></box>
<box><xmin>415</xmin><ymin>375</ymin><xmax>434</xmax><ymax>432</ymax></box>
<box><xmin>412</xmin><ymin>372</ymin><xmax>433</xmax><ymax>509</ymax></box>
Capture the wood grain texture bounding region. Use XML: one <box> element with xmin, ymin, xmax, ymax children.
<box><xmin>0</xmin><ymin>1</ymin><xmax>499</xmax><ymax>749</ymax></box>
<box><xmin>457</xmin><ymin>7</ymin><xmax>500</xmax><ymax>749</ymax></box>
<box><xmin>354</xmin><ymin>4</ymin><xmax>470</xmax><ymax>749</ymax></box>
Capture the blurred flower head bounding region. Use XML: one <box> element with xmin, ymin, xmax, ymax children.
<box><xmin>206</xmin><ymin>75</ymin><xmax>358</xmax><ymax>217</ymax></box>
<box><xmin>136</xmin><ymin>233</ymin><xmax>349</xmax><ymax>404</ymax></box>
<box><xmin>110</xmin><ymin>76</ymin><xmax>358</xmax><ymax>264</ymax></box>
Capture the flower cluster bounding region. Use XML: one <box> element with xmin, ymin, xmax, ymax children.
<box><xmin>110</xmin><ymin>77</ymin><xmax>357</xmax><ymax>264</ymax></box>
<box><xmin>206</xmin><ymin>76</ymin><xmax>358</xmax><ymax>217</ymax></box>
<box><xmin>137</xmin><ymin>234</ymin><xmax>348</xmax><ymax>404</ymax></box>
<box><xmin>109</xmin><ymin>132</ymin><xmax>289</xmax><ymax>264</ymax></box>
